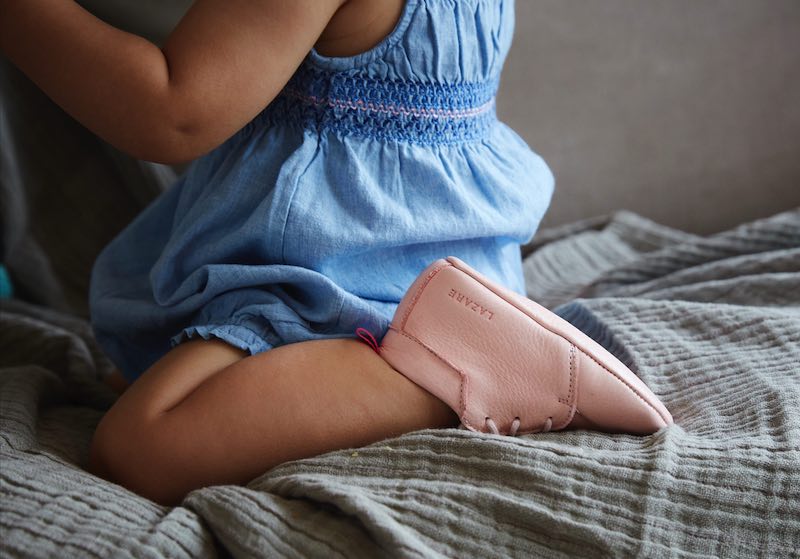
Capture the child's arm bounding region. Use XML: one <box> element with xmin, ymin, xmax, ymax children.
<box><xmin>0</xmin><ymin>0</ymin><xmax>345</xmax><ymax>164</ymax></box>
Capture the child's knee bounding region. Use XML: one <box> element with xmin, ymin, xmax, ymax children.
<box><xmin>88</xmin><ymin>407</ymin><xmax>140</xmax><ymax>478</ymax></box>
<box><xmin>87</xmin><ymin>405</ymin><xmax>176</xmax><ymax>503</ymax></box>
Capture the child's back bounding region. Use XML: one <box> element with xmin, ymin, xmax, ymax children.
<box><xmin>89</xmin><ymin>0</ymin><xmax>555</xmax><ymax>383</ymax></box>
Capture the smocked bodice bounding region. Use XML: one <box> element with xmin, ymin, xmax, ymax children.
<box><xmin>259</xmin><ymin>0</ymin><xmax>516</xmax><ymax>144</ymax></box>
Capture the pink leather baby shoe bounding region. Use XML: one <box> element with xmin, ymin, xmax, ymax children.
<box><xmin>372</xmin><ymin>256</ymin><xmax>673</xmax><ymax>436</ymax></box>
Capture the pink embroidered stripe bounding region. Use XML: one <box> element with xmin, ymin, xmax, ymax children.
<box><xmin>284</xmin><ymin>88</ymin><xmax>495</xmax><ymax>120</ymax></box>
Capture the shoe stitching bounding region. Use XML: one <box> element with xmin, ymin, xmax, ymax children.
<box><xmin>399</xmin><ymin>262</ymin><xmax>451</xmax><ymax>331</ymax></box>
<box><xmin>389</xmin><ymin>325</ymin><xmax>473</xmax><ymax>429</ymax></box>
<box><xmin>568</xmin><ymin>344</ymin><xmax>576</xmax><ymax>403</ymax></box>
<box><xmin>553</xmin><ymin>344</ymin><xmax>579</xmax><ymax>431</ymax></box>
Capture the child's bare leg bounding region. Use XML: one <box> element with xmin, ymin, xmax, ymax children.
<box><xmin>88</xmin><ymin>337</ymin><xmax>458</xmax><ymax>506</ymax></box>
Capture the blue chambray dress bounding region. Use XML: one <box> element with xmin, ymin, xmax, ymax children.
<box><xmin>89</xmin><ymin>0</ymin><xmax>555</xmax><ymax>382</ymax></box>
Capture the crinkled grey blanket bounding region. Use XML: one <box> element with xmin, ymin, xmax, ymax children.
<box><xmin>2</xmin><ymin>209</ymin><xmax>799</xmax><ymax>558</ymax></box>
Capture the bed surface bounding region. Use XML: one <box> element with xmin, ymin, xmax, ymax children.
<box><xmin>2</xmin><ymin>209</ymin><xmax>798</xmax><ymax>558</ymax></box>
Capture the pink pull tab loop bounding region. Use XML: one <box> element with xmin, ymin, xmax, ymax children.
<box><xmin>355</xmin><ymin>327</ymin><xmax>381</xmax><ymax>354</ymax></box>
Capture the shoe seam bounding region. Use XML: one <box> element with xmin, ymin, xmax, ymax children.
<box><xmin>553</xmin><ymin>344</ymin><xmax>578</xmax><ymax>430</ymax></box>
<box><xmin>399</xmin><ymin>261</ymin><xmax>451</xmax><ymax>331</ymax></box>
<box><xmin>389</xmin><ymin>325</ymin><xmax>473</xmax><ymax>429</ymax></box>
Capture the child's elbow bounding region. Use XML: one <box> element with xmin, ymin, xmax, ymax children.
<box><xmin>128</xmin><ymin>124</ymin><xmax>212</xmax><ymax>165</ymax></box>
<box><xmin>125</xmin><ymin>96</ymin><xmax>246</xmax><ymax>164</ymax></box>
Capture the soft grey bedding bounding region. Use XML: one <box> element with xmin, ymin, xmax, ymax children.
<box><xmin>2</xmin><ymin>208</ymin><xmax>799</xmax><ymax>558</ymax></box>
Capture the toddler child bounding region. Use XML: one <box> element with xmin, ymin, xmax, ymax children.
<box><xmin>1</xmin><ymin>0</ymin><xmax>671</xmax><ymax>507</ymax></box>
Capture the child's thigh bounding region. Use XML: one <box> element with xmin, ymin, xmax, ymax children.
<box><xmin>101</xmin><ymin>338</ymin><xmax>249</xmax><ymax>426</ymax></box>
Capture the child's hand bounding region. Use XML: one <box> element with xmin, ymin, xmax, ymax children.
<box><xmin>0</xmin><ymin>0</ymin><xmax>346</xmax><ymax>164</ymax></box>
